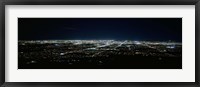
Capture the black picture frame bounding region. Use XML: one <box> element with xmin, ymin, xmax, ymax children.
<box><xmin>0</xmin><ymin>0</ymin><xmax>200</xmax><ymax>87</ymax></box>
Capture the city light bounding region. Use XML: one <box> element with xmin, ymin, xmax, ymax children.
<box><xmin>18</xmin><ymin>40</ymin><xmax>182</xmax><ymax>69</ymax></box>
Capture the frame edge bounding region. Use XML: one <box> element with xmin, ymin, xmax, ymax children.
<box><xmin>1</xmin><ymin>0</ymin><xmax>200</xmax><ymax>87</ymax></box>
<box><xmin>0</xmin><ymin>0</ymin><xmax>5</xmax><ymax>86</ymax></box>
<box><xmin>195</xmin><ymin>0</ymin><xmax>200</xmax><ymax>85</ymax></box>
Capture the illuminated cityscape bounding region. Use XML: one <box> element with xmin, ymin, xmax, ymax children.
<box><xmin>18</xmin><ymin>40</ymin><xmax>182</xmax><ymax>69</ymax></box>
<box><xmin>18</xmin><ymin>18</ymin><xmax>182</xmax><ymax>69</ymax></box>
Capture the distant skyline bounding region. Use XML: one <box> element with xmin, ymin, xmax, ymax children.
<box><xmin>18</xmin><ymin>18</ymin><xmax>182</xmax><ymax>42</ymax></box>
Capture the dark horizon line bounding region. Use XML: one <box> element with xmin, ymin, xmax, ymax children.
<box><xmin>18</xmin><ymin>39</ymin><xmax>182</xmax><ymax>42</ymax></box>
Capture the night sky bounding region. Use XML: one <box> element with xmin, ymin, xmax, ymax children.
<box><xmin>18</xmin><ymin>18</ymin><xmax>182</xmax><ymax>42</ymax></box>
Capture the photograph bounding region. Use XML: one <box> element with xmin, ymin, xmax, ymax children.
<box><xmin>18</xmin><ymin>18</ymin><xmax>182</xmax><ymax>69</ymax></box>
